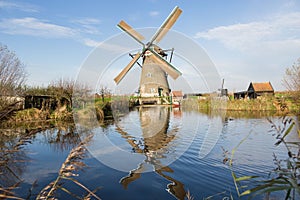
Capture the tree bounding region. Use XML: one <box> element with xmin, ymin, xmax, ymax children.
<box><xmin>0</xmin><ymin>44</ymin><xmax>26</xmax><ymax>108</ymax></box>
<box><xmin>48</xmin><ymin>78</ymin><xmax>91</xmax><ymax>111</ymax></box>
<box><xmin>283</xmin><ymin>58</ymin><xmax>300</xmax><ymax>116</ymax></box>
<box><xmin>283</xmin><ymin>58</ymin><xmax>300</xmax><ymax>98</ymax></box>
<box><xmin>99</xmin><ymin>85</ymin><xmax>111</xmax><ymax>102</ymax></box>
<box><xmin>48</xmin><ymin>78</ymin><xmax>75</xmax><ymax>110</ymax></box>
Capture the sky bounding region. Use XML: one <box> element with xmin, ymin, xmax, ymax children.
<box><xmin>1</xmin><ymin>0</ymin><xmax>300</xmax><ymax>93</ymax></box>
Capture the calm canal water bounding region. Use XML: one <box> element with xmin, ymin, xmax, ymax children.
<box><xmin>0</xmin><ymin>106</ymin><xmax>299</xmax><ymax>199</ymax></box>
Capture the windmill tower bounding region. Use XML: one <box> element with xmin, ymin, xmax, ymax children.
<box><xmin>114</xmin><ymin>6</ymin><xmax>182</xmax><ymax>105</ymax></box>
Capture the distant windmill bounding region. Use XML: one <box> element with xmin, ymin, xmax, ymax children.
<box><xmin>219</xmin><ymin>78</ymin><xmax>228</xmax><ymax>96</ymax></box>
<box><xmin>114</xmin><ymin>6</ymin><xmax>182</xmax><ymax>105</ymax></box>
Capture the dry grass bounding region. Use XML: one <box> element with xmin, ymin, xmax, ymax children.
<box><xmin>0</xmin><ymin>182</ymin><xmax>23</xmax><ymax>200</ymax></box>
<box><xmin>0</xmin><ymin>128</ymin><xmax>44</xmax><ymax>200</ymax></box>
<box><xmin>185</xmin><ymin>190</ymin><xmax>194</xmax><ymax>200</ymax></box>
<box><xmin>37</xmin><ymin>134</ymin><xmax>101</xmax><ymax>199</ymax></box>
<box><xmin>0</xmin><ymin>127</ymin><xmax>101</xmax><ymax>199</ymax></box>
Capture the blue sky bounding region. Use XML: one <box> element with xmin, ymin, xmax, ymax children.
<box><xmin>1</xmin><ymin>0</ymin><xmax>300</xmax><ymax>92</ymax></box>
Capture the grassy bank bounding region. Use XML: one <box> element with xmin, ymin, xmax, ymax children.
<box><xmin>3</xmin><ymin>97</ymin><xmax>112</xmax><ymax>126</ymax></box>
<box><xmin>5</xmin><ymin>94</ymin><xmax>299</xmax><ymax>125</ymax></box>
<box><xmin>196</xmin><ymin>95</ymin><xmax>299</xmax><ymax>113</ymax></box>
<box><xmin>226</xmin><ymin>98</ymin><xmax>277</xmax><ymax>111</ymax></box>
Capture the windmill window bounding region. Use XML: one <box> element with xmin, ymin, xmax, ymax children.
<box><xmin>150</xmin><ymin>88</ymin><xmax>156</xmax><ymax>93</ymax></box>
<box><xmin>147</xmin><ymin>73</ymin><xmax>152</xmax><ymax>77</ymax></box>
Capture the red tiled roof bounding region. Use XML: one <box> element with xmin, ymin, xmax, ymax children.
<box><xmin>171</xmin><ymin>91</ymin><xmax>183</xmax><ymax>97</ymax></box>
<box><xmin>251</xmin><ymin>82</ymin><xmax>274</xmax><ymax>92</ymax></box>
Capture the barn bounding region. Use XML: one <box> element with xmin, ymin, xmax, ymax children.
<box><xmin>247</xmin><ymin>82</ymin><xmax>274</xmax><ymax>99</ymax></box>
<box><xmin>234</xmin><ymin>82</ymin><xmax>274</xmax><ymax>99</ymax></box>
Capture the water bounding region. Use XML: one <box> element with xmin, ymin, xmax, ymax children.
<box><xmin>0</xmin><ymin>106</ymin><xmax>298</xmax><ymax>199</ymax></box>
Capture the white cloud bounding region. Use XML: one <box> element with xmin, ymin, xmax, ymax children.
<box><xmin>0</xmin><ymin>17</ymin><xmax>76</xmax><ymax>38</ymax></box>
<box><xmin>282</xmin><ymin>0</ymin><xmax>296</xmax><ymax>9</ymax></box>
<box><xmin>149</xmin><ymin>11</ymin><xmax>159</xmax><ymax>17</ymax></box>
<box><xmin>82</xmin><ymin>38</ymin><xmax>133</xmax><ymax>53</ymax></box>
<box><xmin>72</xmin><ymin>17</ymin><xmax>102</xmax><ymax>35</ymax></box>
<box><xmin>195</xmin><ymin>12</ymin><xmax>300</xmax><ymax>91</ymax></box>
<box><xmin>73</xmin><ymin>18</ymin><xmax>101</xmax><ymax>25</ymax></box>
<box><xmin>0</xmin><ymin>1</ymin><xmax>38</xmax><ymax>12</ymax></box>
<box><xmin>83</xmin><ymin>38</ymin><xmax>101</xmax><ymax>47</ymax></box>
<box><xmin>195</xmin><ymin>22</ymin><xmax>273</xmax><ymax>51</ymax></box>
<box><xmin>195</xmin><ymin>12</ymin><xmax>300</xmax><ymax>52</ymax></box>
<box><xmin>0</xmin><ymin>17</ymin><xmax>105</xmax><ymax>48</ymax></box>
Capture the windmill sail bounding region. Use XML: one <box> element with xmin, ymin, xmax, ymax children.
<box><xmin>148</xmin><ymin>48</ymin><xmax>182</xmax><ymax>80</ymax></box>
<box><xmin>117</xmin><ymin>20</ymin><xmax>145</xmax><ymax>45</ymax></box>
<box><xmin>150</xmin><ymin>6</ymin><xmax>182</xmax><ymax>44</ymax></box>
<box><xmin>114</xmin><ymin>52</ymin><xmax>141</xmax><ymax>84</ymax></box>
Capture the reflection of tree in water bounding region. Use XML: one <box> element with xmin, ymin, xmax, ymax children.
<box><xmin>42</xmin><ymin>122</ymin><xmax>81</xmax><ymax>151</ymax></box>
<box><xmin>0</xmin><ymin>122</ymin><xmax>81</xmax><ymax>195</ymax></box>
<box><xmin>117</xmin><ymin>106</ymin><xmax>186</xmax><ymax>200</ymax></box>
<box><xmin>0</xmin><ymin>128</ymin><xmax>36</xmax><ymax>187</ymax></box>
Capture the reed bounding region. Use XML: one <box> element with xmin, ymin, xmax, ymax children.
<box><xmin>0</xmin><ymin>126</ymin><xmax>52</xmax><ymax>199</ymax></box>
<box><xmin>196</xmin><ymin>95</ymin><xmax>299</xmax><ymax>113</ymax></box>
<box><xmin>0</xmin><ymin>122</ymin><xmax>100</xmax><ymax>199</ymax></box>
<box><xmin>37</xmin><ymin>134</ymin><xmax>101</xmax><ymax>199</ymax></box>
<box><xmin>226</xmin><ymin>115</ymin><xmax>300</xmax><ymax>199</ymax></box>
<box><xmin>185</xmin><ymin>190</ymin><xmax>194</xmax><ymax>200</ymax></box>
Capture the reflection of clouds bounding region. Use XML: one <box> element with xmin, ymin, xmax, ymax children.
<box><xmin>22</xmin><ymin>167</ymin><xmax>60</xmax><ymax>184</ymax></box>
<box><xmin>0</xmin><ymin>126</ymin><xmax>81</xmax><ymax>185</ymax></box>
<box><xmin>199</xmin><ymin>115</ymin><xmax>223</xmax><ymax>159</ymax></box>
<box><xmin>92</xmin><ymin>144</ymin><xmax>130</xmax><ymax>156</ymax></box>
<box><xmin>213</xmin><ymin>117</ymin><xmax>299</xmax><ymax>174</ymax></box>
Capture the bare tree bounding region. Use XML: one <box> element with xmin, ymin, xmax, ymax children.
<box><xmin>283</xmin><ymin>58</ymin><xmax>300</xmax><ymax>99</ymax></box>
<box><xmin>0</xmin><ymin>44</ymin><xmax>26</xmax><ymax>109</ymax></box>
<box><xmin>99</xmin><ymin>85</ymin><xmax>111</xmax><ymax>102</ymax></box>
<box><xmin>49</xmin><ymin>78</ymin><xmax>92</xmax><ymax>110</ymax></box>
<box><xmin>48</xmin><ymin>78</ymin><xmax>75</xmax><ymax>110</ymax></box>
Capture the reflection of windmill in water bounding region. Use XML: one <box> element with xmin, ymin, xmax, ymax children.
<box><xmin>114</xmin><ymin>6</ymin><xmax>182</xmax><ymax>105</ymax></box>
<box><xmin>116</xmin><ymin>106</ymin><xmax>186</xmax><ymax>200</ymax></box>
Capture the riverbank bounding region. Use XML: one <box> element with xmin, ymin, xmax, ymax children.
<box><xmin>196</xmin><ymin>95</ymin><xmax>299</xmax><ymax>113</ymax></box>
<box><xmin>3</xmin><ymin>94</ymin><xmax>299</xmax><ymax>126</ymax></box>
<box><xmin>1</xmin><ymin>98</ymin><xmax>112</xmax><ymax>127</ymax></box>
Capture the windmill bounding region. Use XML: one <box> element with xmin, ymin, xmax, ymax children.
<box><xmin>114</xmin><ymin>6</ymin><xmax>183</xmax><ymax>105</ymax></box>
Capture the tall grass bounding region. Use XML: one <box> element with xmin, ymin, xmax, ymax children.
<box><xmin>196</xmin><ymin>95</ymin><xmax>298</xmax><ymax>112</ymax></box>
<box><xmin>0</xmin><ymin>126</ymin><xmax>52</xmax><ymax>199</ymax></box>
<box><xmin>37</xmin><ymin>134</ymin><xmax>101</xmax><ymax>199</ymax></box>
<box><xmin>226</xmin><ymin>115</ymin><xmax>300</xmax><ymax>199</ymax></box>
<box><xmin>0</xmin><ymin>126</ymin><xmax>101</xmax><ymax>199</ymax></box>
